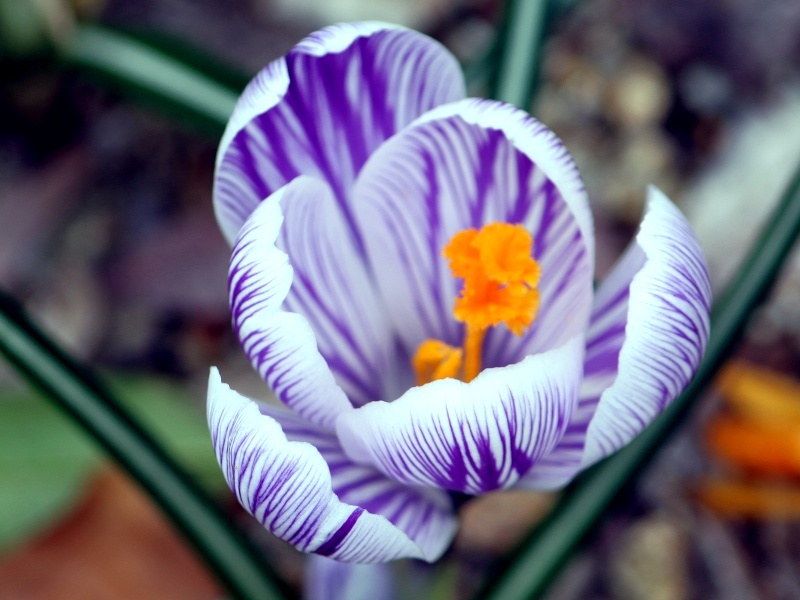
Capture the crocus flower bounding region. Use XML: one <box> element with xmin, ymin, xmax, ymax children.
<box><xmin>208</xmin><ymin>22</ymin><xmax>711</xmax><ymax>563</ymax></box>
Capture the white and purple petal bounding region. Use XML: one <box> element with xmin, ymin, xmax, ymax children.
<box><xmin>273</xmin><ymin>176</ymin><xmax>398</xmax><ymax>406</ymax></box>
<box><xmin>208</xmin><ymin>369</ymin><xmax>427</xmax><ymax>562</ymax></box>
<box><xmin>351</xmin><ymin>99</ymin><xmax>593</xmax><ymax>368</ymax></box>
<box><xmin>228</xmin><ymin>179</ymin><xmax>353</xmax><ymax>430</ymax></box>
<box><xmin>214</xmin><ymin>22</ymin><xmax>466</xmax><ymax>244</ymax></box>
<box><xmin>336</xmin><ymin>336</ymin><xmax>583</xmax><ymax>495</ymax></box>
<box><xmin>259</xmin><ymin>402</ymin><xmax>458</xmax><ymax>562</ymax></box>
<box><xmin>518</xmin><ymin>188</ymin><xmax>710</xmax><ymax>486</ymax></box>
<box><xmin>516</xmin><ymin>241</ymin><xmax>647</xmax><ymax>489</ymax></box>
<box><xmin>579</xmin><ymin>187</ymin><xmax>711</xmax><ymax>467</ymax></box>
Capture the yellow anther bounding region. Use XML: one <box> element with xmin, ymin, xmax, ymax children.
<box><xmin>412</xmin><ymin>222</ymin><xmax>541</xmax><ymax>386</ymax></box>
<box><xmin>412</xmin><ymin>339</ymin><xmax>463</xmax><ymax>386</ymax></box>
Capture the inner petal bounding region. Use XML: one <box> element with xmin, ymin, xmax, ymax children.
<box><xmin>351</xmin><ymin>100</ymin><xmax>593</xmax><ymax>381</ymax></box>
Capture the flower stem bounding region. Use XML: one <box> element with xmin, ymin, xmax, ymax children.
<box><xmin>478</xmin><ymin>160</ymin><xmax>800</xmax><ymax>599</ymax></box>
<box><xmin>0</xmin><ymin>292</ymin><xmax>292</xmax><ymax>600</ymax></box>
<box><xmin>490</xmin><ymin>0</ymin><xmax>551</xmax><ymax>110</ymax></box>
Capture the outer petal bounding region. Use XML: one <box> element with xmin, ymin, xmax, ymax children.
<box><xmin>336</xmin><ymin>336</ymin><xmax>584</xmax><ymax>494</ymax></box>
<box><xmin>274</xmin><ymin>177</ymin><xmax>398</xmax><ymax>406</ymax></box>
<box><xmin>351</xmin><ymin>99</ymin><xmax>593</xmax><ymax>368</ymax></box>
<box><xmin>208</xmin><ymin>370</ymin><xmax>426</xmax><ymax>562</ymax></box>
<box><xmin>228</xmin><ymin>178</ymin><xmax>353</xmax><ymax>430</ymax></box>
<box><xmin>519</xmin><ymin>187</ymin><xmax>711</xmax><ymax>488</ymax></box>
<box><xmin>259</xmin><ymin>402</ymin><xmax>457</xmax><ymax>562</ymax></box>
<box><xmin>580</xmin><ymin>187</ymin><xmax>710</xmax><ymax>466</ymax></box>
<box><xmin>306</xmin><ymin>557</ymin><xmax>395</xmax><ymax>600</ymax></box>
<box><xmin>516</xmin><ymin>243</ymin><xmax>647</xmax><ymax>489</ymax></box>
<box><xmin>214</xmin><ymin>22</ymin><xmax>466</xmax><ymax>244</ymax></box>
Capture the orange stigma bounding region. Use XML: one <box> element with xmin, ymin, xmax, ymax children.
<box><xmin>412</xmin><ymin>222</ymin><xmax>541</xmax><ymax>385</ymax></box>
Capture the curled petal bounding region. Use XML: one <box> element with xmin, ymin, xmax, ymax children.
<box><xmin>516</xmin><ymin>242</ymin><xmax>647</xmax><ymax>489</ymax></box>
<box><xmin>336</xmin><ymin>336</ymin><xmax>584</xmax><ymax>494</ymax></box>
<box><xmin>580</xmin><ymin>187</ymin><xmax>711</xmax><ymax>467</ymax></box>
<box><xmin>352</xmin><ymin>98</ymin><xmax>593</xmax><ymax>368</ymax></box>
<box><xmin>274</xmin><ymin>176</ymin><xmax>397</xmax><ymax>406</ymax></box>
<box><xmin>214</xmin><ymin>22</ymin><xmax>465</xmax><ymax>244</ymax></box>
<box><xmin>208</xmin><ymin>369</ymin><xmax>426</xmax><ymax>562</ymax></box>
<box><xmin>229</xmin><ymin>179</ymin><xmax>352</xmax><ymax>429</ymax></box>
<box><xmin>259</xmin><ymin>402</ymin><xmax>458</xmax><ymax>562</ymax></box>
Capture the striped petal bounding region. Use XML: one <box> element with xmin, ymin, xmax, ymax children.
<box><xmin>516</xmin><ymin>241</ymin><xmax>647</xmax><ymax>489</ymax></box>
<box><xmin>336</xmin><ymin>336</ymin><xmax>584</xmax><ymax>494</ymax></box>
<box><xmin>208</xmin><ymin>370</ymin><xmax>427</xmax><ymax>562</ymax></box>
<box><xmin>351</xmin><ymin>99</ymin><xmax>593</xmax><ymax>370</ymax></box>
<box><xmin>580</xmin><ymin>187</ymin><xmax>711</xmax><ymax>466</ymax></box>
<box><xmin>259</xmin><ymin>402</ymin><xmax>457</xmax><ymax>562</ymax></box>
<box><xmin>518</xmin><ymin>187</ymin><xmax>711</xmax><ymax>488</ymax></box>
<box><xmin>214</xmin><ymin>22</ymin><xmax>465</xmax><ymax>244</ymax></box>
<box><xmin>274</xmin><ymin>176</ymin><xmax>397</xmax><ymax>406</ymax></box>
<box><xmin>228</xmin><ymin>178</ymin><xmax>354</xmax><ymax>430</ymax></box>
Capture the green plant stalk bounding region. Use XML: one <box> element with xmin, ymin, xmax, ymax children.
<box><xmin>0</xmin><ymin>293</ymin><xmax>291</xmax><ymax>600</ymax></box>
<box><xmin>490</xmin><ymin>0</ymin><xmax>552</xmax><ymax>109</ymax></box>
<box><xmin>58</xmin><ymin>24</ymin><xmax>238</xmax><ymax>133</ymax></box>
<box><xmin>480</xmin><ymin>163</ymin><xmax>800</xmax><ymax>600</ymax></box>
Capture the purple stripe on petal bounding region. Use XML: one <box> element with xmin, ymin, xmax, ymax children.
<box><xmin>351</xmin><ymin>100</ymin><xmax>593</xmax><ymax>370</ymax></box>
<box><xmin>214</xmin><ymin>23</ymin><xmax>465</xmax><ymax>244</ymax></box>
<box><xmin>517</xmin><ymin>188</ymin><xmax>711</xmax><ymax>489</ymax></box>
<box><xmin>581</xmin><ymin>187</ymin><xmax>711</xmax><ymax>467</ymax></box>
<box><xmin>207</xmin><ymin>370</ymin><xmax>425</xmax><ymax>562</ymax></box>
<box><xmin>228</xmin><ymin>180</ymin><xmax>353</xmax><ymax>429</ymax></box>
<box><xmin>259</xmin><ymin>402</ymin><xmax>458</xmax><ymax>562</ymax></box>
<box><xmin>336</xmin><ymin>336</ymin><xmax>584</xmax><ymax>494</ymax></box>
<box><xmin>315</xmin><ymin>508</ymin><xmax>365</xmax><ymax>556</ymax></box>
<box><xmin>273</xmin><ymin>177</ymin><xmax>398</xmax><ymax>406</ymax></box>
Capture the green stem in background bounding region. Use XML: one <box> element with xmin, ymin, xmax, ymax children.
<box><xmin>0</xmin><ymin>293</ymin><xmax>292</xmax><ymax>600</ymax></box>
<box><xmin>58</xmin><ymin>24</ymin><xmax>238</xmax><ymax>134</ymax></box>
<box><xmin>479</xmin><ymin>162</ymin><xmax>800</xmax><ymax>600</ymax></box>
<box><xmin>490</xmin><ymin>0</ymin><xmax>552</xmax><ymax>110</ymax></box>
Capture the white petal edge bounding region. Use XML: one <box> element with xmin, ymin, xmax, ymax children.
<box><xmin>215</xmin><ymin>22</ymin><xmax>403</xmax><ymax>173</ymax></box>
<box><xmin>258</xmin><ymin>401</ymin><xmax>458</xmax><ymax>562</ymax></box>
<box><xmin>207</xmin><ymin>369</ymin><xmax>427</xmax><ymax>563</ymax></box>
<box><xmin>335</xmin><ymin>336</ymin><xmax>584</xmax><ymax>494</ymax></box>
<box><xmin>580</xmin><ymin>186</ymin><xmax>711</xmax><ymax>467</ymax></box>
<box><xmin>228</xmin><ymin>179</ymin><xmax>352</xmax><ymax>430</ymax></box>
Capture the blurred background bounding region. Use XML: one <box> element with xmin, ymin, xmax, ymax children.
<box><xmin>1</xmin><ymin>0</ymin><xmax>800</xmax><ymax>598</ymax></box>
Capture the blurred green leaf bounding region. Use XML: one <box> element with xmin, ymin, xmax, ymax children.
<box><xmin>0</xmin><ymin>374</ymin><xmax>224</xmax><ymax>549</ymax></box>
<box><xmin>58</xmin><ymin>24</ymin><xmax>238</xmax><ymax>134</ymax></box>
<box><xmin>0</xmin><ymin>293</ymin><xmax>290</xmax><ymax>600</ymax></box>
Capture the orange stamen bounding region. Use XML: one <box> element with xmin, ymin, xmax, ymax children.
<box><xmin>411</xmin><ymin>222</ymin><xmax>541</xmax><ymax>385</ymax></box>
<box><xmin>462</xmin><ymin>326</ymin><xmax>486</xmax><ymax>383</ymax></box>
<box><xmin>412</xmin><ymin>340</ymin><xmax>463</xmax><ymax>386</ymax></box>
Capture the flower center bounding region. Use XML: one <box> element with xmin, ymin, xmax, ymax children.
<box><xmin>412</xmin><ymin>222</ymin><xmax>541</xmax><ymax>385</ymax></box>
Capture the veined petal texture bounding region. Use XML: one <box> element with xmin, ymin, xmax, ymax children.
<box><xmin>336</xmin><ymin>336</ymin><xmax>584</xmax><ymax>494</ymax></box>
<box><xmin>214</xmin><ymin>22</ymin><xmax>466</xmax><ymax>244</ymax></box>
<box><xmin>273</xmin><ymin>176</ymin><xmax>397</xmax><ymax>406</ymax></box>
<box><xmin>352</xmin><ymin>99</ymin><xmax>593</xmax><ymax>368</ymax></box>
<box><xmin>228</xmin><ymin>179</ymin><xmax>353</xmax><ymax>430</ymax></box>
<box><xmin>580</xmin><ymin>187</ymin><xmax>712</xmax><ymax>467</ymax></box>
<box><xmin>259</xmin><ymin>402</ymin><xmax>457</xmax><ymax>562</ymax></box>
<box><xmin>208</xmin><ymin>370</ymin><xmax>427</xmax><ymax>562</ymax></box>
